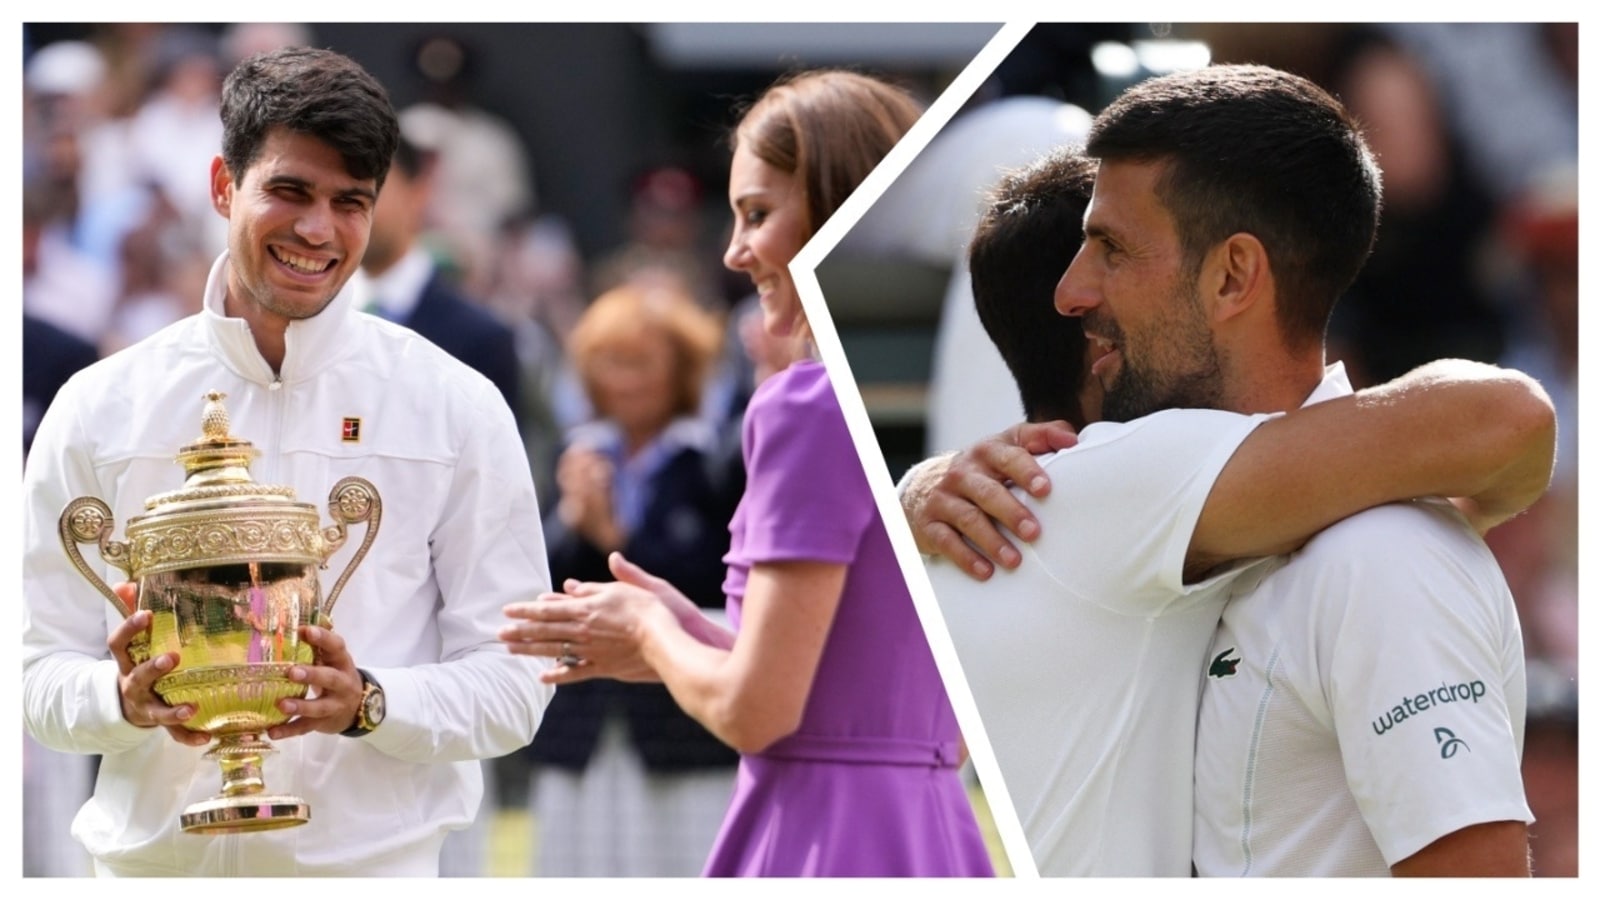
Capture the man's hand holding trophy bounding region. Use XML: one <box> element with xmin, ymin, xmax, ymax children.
<box><xmin>59</xmin><ymin>390</ymin><xmax>381</xmax><ymax>834</ymax></box>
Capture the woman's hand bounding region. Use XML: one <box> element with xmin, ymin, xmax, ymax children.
<box><xmin>501</xmin><ymin>579</ymin><xmax>670</xmax><ymax>685</ymax></box>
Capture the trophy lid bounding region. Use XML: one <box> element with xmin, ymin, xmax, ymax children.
<box><xmin>62</xmin><ymin>390</ymin><xmax>369</xmax><ymax>585</ymax></box>
<box><xmin>144</xmin><ymin>391</ymin><xmax>298</xmax><ymax>510</ymax></box>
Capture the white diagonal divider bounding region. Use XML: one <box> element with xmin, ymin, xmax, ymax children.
<box><xmin>787</xmin><ymin>19</ymin><xmax>1042</xmax><ymax>881</ymax></box>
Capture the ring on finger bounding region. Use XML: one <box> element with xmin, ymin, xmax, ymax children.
<box><xmin>558</xmin><ymin>640</ymin><xmax>582</xmax><ymax>667</ymax></box>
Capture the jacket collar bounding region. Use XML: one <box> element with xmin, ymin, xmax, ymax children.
<box><xmin>200</xmin><ymin>250</ymin><xmax>361</xmax><ymax>386</ymax></box>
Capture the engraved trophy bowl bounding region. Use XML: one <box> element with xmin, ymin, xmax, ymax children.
<box><xmin>59</xmin><ymin>390</ymin><xmax>381</xmax><ymax>835</ymax></box>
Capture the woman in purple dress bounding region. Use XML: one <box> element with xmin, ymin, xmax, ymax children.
<box><xmin>502</xmin><ymin>70</ymin><xmax>994</xmax><ymax>877</ymax></box>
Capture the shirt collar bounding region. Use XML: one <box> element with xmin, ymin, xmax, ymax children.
<box><xmin>1302</xmin><ymin>360</ymin><xmax>1354</xmax><ymax>408</ymax></box>
<box><xmin>200</xmin><ymin>250</ymin><xmax>360</xmax><ymax>385</ymax></box>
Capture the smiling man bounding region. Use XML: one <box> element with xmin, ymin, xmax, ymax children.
<box><xmin>22</xmin><ymin>47</ymin><xmax>553</xmax><ymax>877</ymax></box>
<box><xmin>907</xmin><ymin>66</ymin><xmax>1549</xmax><ymax>876</ymax></box>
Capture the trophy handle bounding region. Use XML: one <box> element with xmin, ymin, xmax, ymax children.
<box><xmin>58</xmin><ymin>496</ymin><xmax>136</xmax><ymax>619</ymax></box>
<box><xmin>321</xmin><ymin>477</ymin><xmax>381</xmax><ymax>617</ymax></box>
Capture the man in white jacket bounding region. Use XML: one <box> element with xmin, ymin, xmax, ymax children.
<box><xmin>22</xmin><ymin>46</ymin><xmax>553</xmax><ymax>876</ymax></box>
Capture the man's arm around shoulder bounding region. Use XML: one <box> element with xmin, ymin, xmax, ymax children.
<box><xmin>1190</xmin><ymin>359</ymin><xmax>1556</xmax><ymax>570</ymax></box>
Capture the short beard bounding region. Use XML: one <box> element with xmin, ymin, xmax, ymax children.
<box><xmin>1100</xmin><ymin>351</ymin><xmax>1225</xmax><ymax>421</ymax></box>
<box><xmin>1099</xmin><ymin>285</ymin><xmax>1225</xmax><ymax>422</ymax></box>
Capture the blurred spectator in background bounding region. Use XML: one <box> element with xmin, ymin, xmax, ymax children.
<box><xmin>358</xmin><ymin>134</ymin><xmax>524</xmax><ymax>425</ymax></box>
<box><xmin>99</xmin><ymin>187</ymin><xmax>211</xmax><ymax>355</ymax></box>
<box><xmin>24</xmin><ymin>29</ymin><xmax>223</xmax><ymax>358</ymax></box>
<box><xmin>573</xmin><ymin>163</ymin><xmax>753</xmax><ymax>462</ymax></box>
<box><xmin>55</xmin><ymin>26</ymin><xmax>158</xmax><ymax>233</ymax></box>
<box><xmin>400</xmin><ymin>32</ymin><xmax>536</xmax><ymax>296</ymax></box>
<box><xmin>220</xmin><ymin>21</ymin><xmax>314</xmax><ymax>68</ymax></box>
<box><xmin>592</xmin><ymin>165</ymin><xmax>722</xmax><ymax>311</ymax></box>
<box><xmin>123</xmin><ymin>25</ymin><xmax>226</xmax><ymax>256</ymax></box>
<box><xmin>523</xmin><ymin>284</ymin><xmax>741</xmax><ymax>876</ymax></box>
<box><xmin>23</xmin><ymin>37</ymin><xmax>108</xmax><ymax>187</ymax></box>
<box><xmin>483</xmin><ymin>214</ymin><xmax>592</xmax><ymax>502</ymax></box>
<box><xmin>21</xmin><ymin>166</ymin><xmax>119</xmax><ymax>354</ymax></box>
<box><xmin>1483</xmin><ymin>163</ymin><xmax>1579</xmax><ymax>878</ymax></box>
<box><xmin>1320</xmin><ymin>26</ymin><xmax>1508</xmax><ymax>387</ymax></box>
<box><xmin>486</xmin><ymin>215</ymin><xmax>589</xmax><ymax>350</ymax></box>
<box><xmin>1384</xmin><ymin>24</ymin><xmax>1577</xmax><ymax>210</ymax></box>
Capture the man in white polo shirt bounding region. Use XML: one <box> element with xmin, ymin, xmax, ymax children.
<box><xmin>1193</xmin><ymin>496</ymin><xmax>1530</xmax><ymax>875</ymax></box>
<box><xmin>908</xmin><ymin>66</ymin><xmax>1548</xmax><ymax>876</ymax></box>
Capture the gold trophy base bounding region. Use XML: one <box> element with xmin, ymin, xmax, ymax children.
<box><xmin>181</xmin><ymin>794</ymin><xmax>311</xmax><ymax>835</ymax></box>
<box><xmin>179</xmin><ymin>732</ymin><xmax>311</xmax><ymax>835</ymax></box>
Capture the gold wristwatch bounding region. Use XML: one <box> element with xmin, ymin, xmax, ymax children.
<box><xmin>340</xmin><ymin>668</ymin><xmax>386</xmax><ymax>737</ymax></box>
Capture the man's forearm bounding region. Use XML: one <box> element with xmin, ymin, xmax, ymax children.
<box><xmin>1430</xmin><ymin>365</ymin><xmax>1557</xmax><ymax>532</ymax></box>
<box><xmin>1191</xmin><ymin>360</ymin><xmax>1557</xmax><ymax>564</ymax></box>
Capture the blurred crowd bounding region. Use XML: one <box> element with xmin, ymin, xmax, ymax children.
<box><xmin>20</xmin><ymin>22</ymin><xmax>1577</xmax><ymax>878</ymax></box>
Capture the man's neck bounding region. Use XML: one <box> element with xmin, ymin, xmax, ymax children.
<box><xmin>1223</xmin><ymin>347</ymin><xmax>1326</xmax><ymax>415</ymax></box>
<box><xmin>222</xmin><ymin>288</ymin><xmax>287</xmax><ymax>374</ymax></box>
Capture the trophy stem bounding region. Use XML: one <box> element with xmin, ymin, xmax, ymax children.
<box><xmin>214</xmin><ymin>733</ymin><xmax>270</xmax><ymax>797</ymax></box>
<box><xmin>180</xmin><ymin>733</ymin><xmax>311</xmax><ymax>834</ymax></box>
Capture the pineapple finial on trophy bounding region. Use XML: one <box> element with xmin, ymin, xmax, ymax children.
<box><xmin>201</xmin><ymin>390</ymin><xmax>231</xmax><ymax>442</ymax></box>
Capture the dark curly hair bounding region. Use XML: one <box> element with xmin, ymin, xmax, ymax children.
<box><xmin>220</xmin><ymin>47</ymin><xmax>399</xmax><ymax>190</ymax></box>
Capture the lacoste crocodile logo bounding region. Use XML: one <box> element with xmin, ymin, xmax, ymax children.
<box><xmin>1209</xmin><ymin>648</ymin><xmax>1241</xmax><ymax>678</ymax></box>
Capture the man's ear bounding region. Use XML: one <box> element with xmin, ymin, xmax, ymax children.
<box><xmin>210</xmin><ymin>156</ymin><xmax>233</xmax><ymax>219</ymax></box>
<box><xmin>1203</xmin><ymin>232</ymin><xmax>1271</xmax><ymax>325</ymax></box>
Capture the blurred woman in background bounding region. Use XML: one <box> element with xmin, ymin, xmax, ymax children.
<box><xmin>524</xmin><ymin>283</ymin><xmax>742</xmax><ymax>876</ymax></box>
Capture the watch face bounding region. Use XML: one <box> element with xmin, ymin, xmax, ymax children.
<box><xmin>364</xmin><ymin>687</ymin><xmax>386</xmax><ymax>728</ymax></box>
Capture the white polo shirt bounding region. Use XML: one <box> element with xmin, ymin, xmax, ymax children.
<box><xmin>929</xmin><ymin>405</ymin><xmax>1273</xmax><ymax>876</ymax></box>
<box><xmin>1194</xmin><ymin>480</ymin><xmax>1532</xmax><ymax>870</ymax></box>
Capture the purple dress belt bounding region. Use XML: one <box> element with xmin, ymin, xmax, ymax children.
<box><xmin>753</xmin><ymin>733</ymin><xmax>962</xmax><ymax>768</ymax></box>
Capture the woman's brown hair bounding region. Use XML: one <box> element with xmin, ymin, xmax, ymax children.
<box><xmin>733</xmin><ymin>69</ymin><xmax>923</xmax><ymax>239</ymax></box>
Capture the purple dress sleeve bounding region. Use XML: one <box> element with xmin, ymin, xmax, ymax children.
<box><xmin>736</xmin><ymin>360</ymin><xmax>873</xmax><ymax>567</ymax></box>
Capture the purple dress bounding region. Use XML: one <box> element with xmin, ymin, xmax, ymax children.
<box><xmin>703</xmin><ymin>360</ymin><xmax>994</xmax><ymax>877</ymax></box>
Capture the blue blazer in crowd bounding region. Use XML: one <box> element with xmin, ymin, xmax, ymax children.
<box><xmin>525</xmin><ymin>430</ymin><xmax>744</xmax><ymax>772</ymax></box>
<box><xmin>403</xmin><ymin>270</ymin><xmax>523</xmax><ymax>424</ymax></box>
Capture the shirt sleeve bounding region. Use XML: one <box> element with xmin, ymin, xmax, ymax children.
<box><xmin>1308</xmin><ymin>501</ymin><xmax>1532</xmax><ymax>866</ymax></box>
<box><xmin>364</xmin><ymin>377</ymin><xmax>554</xmax><ymax>763</ymax></box>
<box><xmin>735</xmin><ymin>365</ymin><xmax>874</xmax><ymax>568</ymax></box>
<box><xmin>1022</xmin><ymin>408</ymin><xmax>1271</xmax><ymax>612</ymax></box>
<box><xmin>22</xmin><ymin>372</ymin><xmax>156</xmax><ymax>755</ymax></box>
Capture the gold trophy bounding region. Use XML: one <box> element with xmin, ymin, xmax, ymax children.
<box><xmin>58</xmin><ymin>390</ymin><xmax>381</xmax><ymax>834</ymax></box>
